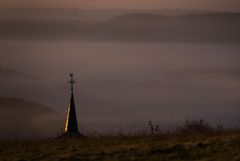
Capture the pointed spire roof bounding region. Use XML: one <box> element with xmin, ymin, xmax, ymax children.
<box><xmin>63</xmin><ymin>73</ymin><xmax>85</xmax><ymax>137</ymax></box>
<box><xmin>65</xmin><ymin>92</ymin><xmax>79</xmax><ymax>134</ymax></box>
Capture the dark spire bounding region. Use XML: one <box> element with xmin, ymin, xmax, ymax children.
<box><xmin>63</xmin><ymin>73</ymin><xmax>85</xmax><ymax>137</ymax></box>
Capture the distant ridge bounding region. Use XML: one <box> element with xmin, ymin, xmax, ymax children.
<box><xmin>0</xmin><ymin>12</ymin><xmax>239</xmax><ymax>43</ymax></box>
<box><xmin>110</xmin><ymin>12</ymin><xmax>240</xmax><ymax>22</ymax></box>
<box><xmin>0</xmin><ymin>8</ymin><xmax>213</xmax><ymax>21</ymax></box>
<box><xmin>0</xmin><ymin>97</ymin><xmax>62</xmax><ymax>138</ymax></box>
<box><xmin>0</xmin><ymin>65</ymin><xmax>36</xmax><ymax>80</ymax></box>
<box><xmin>0</xmin><ymin>97</ymin><xmax>56</xmax><ymax>113</ymax></box>
<box><xmin>110</xmin><ymin>13</ymin><xmax>166</xmax><ymax>22</ymax></box>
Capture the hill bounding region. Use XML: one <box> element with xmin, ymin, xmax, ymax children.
<box><xmin>109</xmin><ymin>13</ymin><xmax>240</xmax><ymax>24</ymax></box>
<box><xmin>0</xmin><ymin>130</ymin><xmax>239</xmax><ymax>161</ymax></box>
<box><xmin>105</xmin><ymin>13</ymin><xmax>240</xmax><ymax>43</ymax></box>
<box><xmin>0</xmin><ymin>97</ymin><xmax>63</xmax><ymax>138</ymax></box>
<box><xmin>0</xmin><ymin>13</ymin><xmax>239</xmax><ymax>43</ymax></box>
<box><xmin>0</xmin><ymin>8</ymin><xmax>212</xmax><ymax>21</ymax></box>
<box><xmin>0</xmin><ymin>65</ymin><xmax>35</xmax><ymax>80</ymax></box>
<box><xmin>109</xmin><ymin>13</ymin><xmax>167</xmax><ymax>23</ymax></box>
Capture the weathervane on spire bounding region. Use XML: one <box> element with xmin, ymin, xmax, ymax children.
<box><xmin>68</xmin><ymin>73</ymin><xmax>76</xmax><ymax>92</ymax></box>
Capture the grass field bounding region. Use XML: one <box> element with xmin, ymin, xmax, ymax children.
<box><xmin>0</xmin><ymin>128</ymin><xmax>240</xmax><ymax>161</ymax></box>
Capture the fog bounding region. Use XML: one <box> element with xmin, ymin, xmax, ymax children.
<box><xmin>0</xmin><ymin>8</ymin><xmax>239</xmax><ymax>137</ymax></box>
<box><xmin>0</xmin><ymin>41</ymin><xmax>240</xmax><ymax>135</ymax></box>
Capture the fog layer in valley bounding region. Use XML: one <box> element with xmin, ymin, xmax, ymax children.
<box><xmin>0</xmin><ymin>41</ymin><xmax>239</xmax><ymax>137</ymax></box>
<box><xmin>0</xmin><ymin>9</ymin><xmax>240</xmax><ymax>137</ymax></box>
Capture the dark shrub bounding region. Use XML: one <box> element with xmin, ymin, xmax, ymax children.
<box><xmin>179</xmin><ymin>119</ymin><xmax>213</xmax><ymax>134</ymax></box>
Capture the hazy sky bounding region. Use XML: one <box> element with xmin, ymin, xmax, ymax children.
<box><xmin>1</xmin><ymin>0</ymin><xmax>240</xmax><ymax>11</ymax></box>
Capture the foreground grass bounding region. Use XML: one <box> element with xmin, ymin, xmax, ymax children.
<box><xmin>0</xmin><ymin>131</ymin><xmax>240</xmax><ymax>161</ymax></box>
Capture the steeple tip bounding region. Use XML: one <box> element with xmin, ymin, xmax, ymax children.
<box><xmin>68</xmin><ymin>73</ymin><xmax>76</xmax><ymax>93</ymax></box>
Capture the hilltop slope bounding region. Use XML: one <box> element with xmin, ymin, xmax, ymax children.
<box><xmin>0</xmin><ymin>131</ymin><xmax>239</xmax><ymax>161</ymax></box>
<box><xmin>0</xmin><ymin>97</ymin><xmax>63</xmax><ymax>138</ymax></box>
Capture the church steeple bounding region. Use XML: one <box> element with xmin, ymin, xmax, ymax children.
<box><xmin>63</xmin><ymin>73</ymin><xmax>85</xmax><ymax>137</ymax></box>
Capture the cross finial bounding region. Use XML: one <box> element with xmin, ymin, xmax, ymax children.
<box><xmin>68</xmin><ymin>73</ymin><xmax>76</xmax><ymax>92</ymax></box>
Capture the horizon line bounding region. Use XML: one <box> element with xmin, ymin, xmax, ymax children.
<box><xmin>0</xmin><ymin>7</ymin><xmax>239</xmax><ymax>13</ymax></box>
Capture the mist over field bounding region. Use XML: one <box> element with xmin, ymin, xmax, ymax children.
<box><xmin>1</xmin><ymin>40</ymin><xmax>240</xmax><ymax>137</ymax></box>
<box><xmin>0</xmin><ymin>8</ymin><xmax>240</xmax><ymax>138</ymax></box>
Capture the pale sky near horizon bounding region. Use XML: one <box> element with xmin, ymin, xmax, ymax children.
<box><xmin>1</xmin><ymin>0</ymin><xmax>240</xmax><ymax>12</ymax></box>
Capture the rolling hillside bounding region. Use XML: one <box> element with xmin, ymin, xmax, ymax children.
<box><xmin>0</xmin><ymin>130</ymin><xmax>239</xmax><ymax>161</ymax></box>
<box><xmin>0</xmin><ymin>13</ymin><xmax>239</xmax><ymax>43</ymax></box>
<box><xmin>0</xmin><ymin>97</ymin><xmax>63</xmax><ymax>138</ymax></box>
